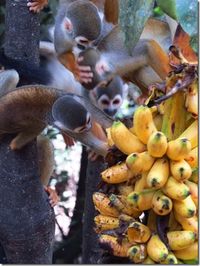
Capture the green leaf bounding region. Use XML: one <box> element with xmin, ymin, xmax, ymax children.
<box><xmin>182</xmin><ymin>259</ymin><xmax>199</xmax><ymax>264</ymax></box>
<box><xmin>175</xmin><ymin>0</ymin><xmax>198</xmax><ymax>53</ymax></box>
<box><xmin>156</xmin><ymin>0</ymin><xmax>177</xmax><ymax>20</ymax></box>
<box><xmin>119</xmin><ymin>0</ymin><xmax>154</xmax><ymax>53</ymax></box>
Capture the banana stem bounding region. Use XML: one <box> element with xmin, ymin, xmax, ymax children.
<box><xmin>161</xmin><ymin>91</ymin><xmax>187</xmax><ymax>140</ymax></box>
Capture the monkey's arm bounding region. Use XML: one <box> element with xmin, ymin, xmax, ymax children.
<box><xmin>64</xmin><ymin>129</ymin><xmax>109</xmax><ymax>157</ymax></box>
<box><xmin>27</xmin><ymin>0</ymin><xmax>48</xmax><ymax>13</ymax></box>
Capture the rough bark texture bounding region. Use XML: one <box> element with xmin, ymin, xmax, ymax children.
<box><xmin>0</xmin><ymin>0</ymin><xmax>55</xmax><ymax>263</ymax></box>
<box><xmin>82</xmin><ymin>157</ymin><xmax>105</xmax><ymax>264</ymax></box>
<box><xmin>5</xmin><ymin>0</ymin><xmax>40</xmax><ymax>64</ymax></box>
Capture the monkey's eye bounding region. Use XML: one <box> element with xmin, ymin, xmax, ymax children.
<box><xmin>101</xmin><ymin>99</ymin><xmax>110</xmax><ymax>105</ymax></box>
<box><xmin>74</xmin><ymin>126</ymin><xmax>87</xmax><ymax>133</ymax></box>
<box><xmin>77</xmin><ymin>44</ymin><xmax>86</xmax><ymax>50</ymax></box>
<box><xmin>113</xmin><ymin>99</ymin><xmax>120</xmax><ymax>105</ymax></box>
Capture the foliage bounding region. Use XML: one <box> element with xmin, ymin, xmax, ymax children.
<box><xmin>119</xmin><ymin>0</ymin><xmax>155</xmax><ymax>53</ymax></box>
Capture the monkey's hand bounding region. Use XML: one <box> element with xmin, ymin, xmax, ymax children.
<box><xmin>44</xmin><ymin>186</ymin><xmax>59</xmax><ymax>207</ymax></box>
<box><xmin>95</xmin><ymin>59</ymin><xmax>110</xmax><ymax>75</ymax></box>
<box><xmin>76</xmin><ymin>57</ymin><xmax>93</xmax><ymax>84</ymax></box>
<box><xmin>87</xmin><ymin>121</ymin><xmax>107</xmax><ymax>161</ymax></box>
<box><xmin>27</xmin><ymin>0</ymin><xmax>48</xmax><ymax>13</ymax></box>
<box><xmin>61</xmin><ymin>130</ymin><xmax>76</xmax><ymax>147</ymax></box>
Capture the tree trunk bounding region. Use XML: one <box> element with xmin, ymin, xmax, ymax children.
<box><xmin>5</xmin><ymin>0</ymin><xmax>40</xmax><ymax>64</ymax></box>
<box><xmin>0</xmin><ymin>0</ymin><xmax>55</xmax><ymax>264</ymax></box>
<box><xmin>82</xmin><ymin>157</ymin><xmax>105</xmax><ymax>263</ymax></box>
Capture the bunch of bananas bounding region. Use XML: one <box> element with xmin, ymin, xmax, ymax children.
<box><xmin>92</xmin><ymin>67</ymin><xmax>198</xmax><ymax>264</ymax></box>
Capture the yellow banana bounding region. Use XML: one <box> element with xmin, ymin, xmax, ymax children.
<box><xmin>126</xmin><ymin>152</ymin><xmax>155</xmax><ymax>175</ymax></box>
<box><xmin>166</xmin><ymin>138</ymin><xmax>192</xmax><ymax>161</ymax></box>
<box><xmin>147</xmin><ymin>131</ymin><xmax>168</xmax><ymax>157</ymax></box>
<box><xmin>146</xmin><ymin>157</ymin><xmax>169</xmax><ymax>188</ymax></box>
<box><xmin>94</xmin><ymin>215</ymin><xmax>119</xmax><ymax>233</ymax></box>
<box><xmin>127</xmin><ymin>188</ymin><xmax>157</xmax><ymax>211</ymax></box>
<box><xmin>133</xmin><ymin>105</ymin><xmax>157</xmax><ymax>144</ymax></box>
<box><xmin>105</xmin><ymin>127</ymin><xmax>114</xmax><ymax>147</ymax></box>
<box><xmin>117</xmin><ymin>182</ymin><xmax>134</xmax><ymax>196</ymax></box>
<box><xmin>161</xmin><ymin>91</ymin><xmax>187</xmax><ymax>140</ymax></box>
<box><xmin>134</xmin><ymin>171</ymin><xmax>148</xmax><ymax>192</ymax></box>
<box><xmin>185</xmin><ymin>79</ymin><xmax>198</xmax><ymax>117</ymax></box>
<box><xmin>99</xmin><ymin>234</ymin><xmax>131</xmax><ymax>257</ymax></box>
<box><xmin>127</xmin><ymin>221</ymin><xmax>151</xmax><ymax>243</ymax></box>
<box><xmin>185</xmin><ymin>180</ymin><xmax>198</xmax><ymax>208</ymax></box>
<box><xmin>170</xmin><ymin>160</ymin><xmax>192</xmax><ymax>181</ymax></box>
<box><xmin>174</xmin><ymin>211</ymin><xmax>198</xmax><ymax>233</ymax></box>
<box><xmin>178</xmin><ymin>120</ymin><xmax>198</xmax><ymax>149</ymax></box>
<box><xmin>101</xmin><ymin>162</ymin><xmax>133</xmax><ymax>184</ymax></box>
<box><xmin>109</xmin><ymin>194</ymin><xmax>141</xmax><ymax>217</ymax></box>
<box><xmin>189</xmin><ymin>167</ymin><xmax>198</xmax><ymax>183</ymax></box>
<box><xmin>143</xmin><ymin>256</ymin><xmax>156</xmax><ymax>264</ymax></box>
<box><xmin>173</xmin><ymin>241</ymin><xmax>198</xmax><ymax>260</ymax></box>
<box><xmin>162</xmin><ymin>176</ymin><xmax>190</xmax><ymax>200</ymax></box>
<box><xmin>119</xmin><ymin>195</ymin><xmax>142</xmax><ymax>218</ymax></box>
<box><xmin>147</xmin><ymin>234</ymin><xmax>168</xmax><ymax>262</ymax></box>
<box><xmin>92</xmin><ymin>192</ymin><xmax>119</xmax><ymax>217</ymax></box>
<box><xmin>185</xmin><ymin>147</ymin><xmax>198</xmax><ymax>168</ymax></box>
<box><xmin>153</xmin><ymin>114</ymin><xmax>163</xmax><ymax>131</ymax></box>
<box><xmin>167</xmin><ymin>231</ymin><xmax>196</xmax><ymax>251</ymax></box>
<box><xmin>119</xmin><ymin>214</ymin><xmax>135</xmax><ymax>223</ymax></box>
<box><xmin>110</xmin><ymin>121</ymin><xmax>146</xmax><ymax>155</ymax></box>
<box><xmin>162</xmin><ymin>252</ymin><xmax>178</xmax><ymax>264</ymax></box>
<box><xmin>173</xmin><ymin>195</ymin><xmax>196</xmax><ymax>218</ymax></box>
<box><xmin>151</xmin><ymin>190</ymin><xmax>173</xmax><ymax>216</ymax></box>
<box><xmin>128</xmin><ymin>244</ymin><xmax>147</xmax><ymax>263</ymax></box>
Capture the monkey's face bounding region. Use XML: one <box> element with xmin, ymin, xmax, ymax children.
<box><xmin>97</xmin><ymin>94</ymin><xmax>123</xmax><ymax>117</ymax></box>
<box><xmin>52</xmin><ymin>95</ymin><xmax>92</xmax><ymax>134</ymax></box>
<box><xmin>66</xmin><ymin>0</ymin><xmax>102</xmax><ymax>47</ymax></box>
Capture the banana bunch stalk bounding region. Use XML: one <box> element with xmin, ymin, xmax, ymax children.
<box><xmin>93</xmin><ymin>57</ymin><xmax>198</xmax><ymax>264</ymax></box>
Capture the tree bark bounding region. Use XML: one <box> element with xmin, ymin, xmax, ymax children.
<box><xmin>0</xmin><ymin>0</ymin><xmax>55</xmax><ymax>264</ymax></box>
<box><xmin>5</xmin><ymin>0</ymin><xmax>40</xmax><ymax>64</ymax></box>
<box><xmin>82</xmin><ymin>157</ymin><xmax>105</xmax><ymax>264</ymax></box>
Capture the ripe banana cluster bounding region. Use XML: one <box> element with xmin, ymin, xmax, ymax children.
<box><xmin>93</xmin><ymin>64</ymin><xmax>198</xmax><ymax>263</ymax></box>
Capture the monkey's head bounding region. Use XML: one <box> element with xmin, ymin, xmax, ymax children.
<box><xmin>78</xmin><ymin>47</ymin><xmax>102</xmax><ymax>90</ymax></box>
<box><xmin>52</xmin><ymin>94</ymin><xmax>92</xmax><ymax>133</ymax></box>
<box><xmin>66</xmin><ymin>0</ymin><xmax>102</xmax><ymax>51</ymax></box>
<box><xmin>93</xmin><ymin>75</ymin><xmax>125</xmax><ymax>117</ymax></box>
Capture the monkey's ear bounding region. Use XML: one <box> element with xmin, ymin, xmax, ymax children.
<box><xmin>63</xmin><ymin>17</ymin><xmax>73</xmax><ymax>33</ymax></box>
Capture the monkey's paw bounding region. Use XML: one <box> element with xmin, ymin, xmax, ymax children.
<box><xmin>27</xmin><ymin>0</ymin><xmax>48</xmax><ymax>13</ymax></box>
<box><xmin>44</xmin><ymin>186</ymin><xmax>59</xmax><ymax>207</ymax></box>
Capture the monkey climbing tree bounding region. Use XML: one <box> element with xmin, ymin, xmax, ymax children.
<box><xmin>0</xmin><ymin>0</ymin><xmax>55</xmax><ymax>263</ymax></box>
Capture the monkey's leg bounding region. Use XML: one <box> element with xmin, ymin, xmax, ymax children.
<box><xmin>0</xmin><ymin>69</ymin><xmax>19</xmax><ymax>95</ymax></box>
<box><xmin>10</xmin><ymin>125</ymin><xmax>46</xmax><ymax>150</ymax></box>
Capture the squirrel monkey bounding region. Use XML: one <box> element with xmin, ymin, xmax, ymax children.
<box><xmin>79</xmin><ymin>26</ymin><xmax>171</xmax><ymax>103</ymax></box>
<box><xmin>79</xmin><ymin>48</ymin><xmax>127</xmax><ymax>117</ymax></box>
<box><xmin>0</xmin><ymin>74</ymin><xmax>112</xmax><ymax>155</ymax></box>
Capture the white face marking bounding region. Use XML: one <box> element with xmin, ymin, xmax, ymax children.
<box><xmin>98</xmin><ymin>94</ymin><xmax>123</xmax><ymax>111</ymax></box>
<box><xmin>73</xmin><ymin>113</ymin><xmax>92</xmax><ymax>133</ymax></box>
